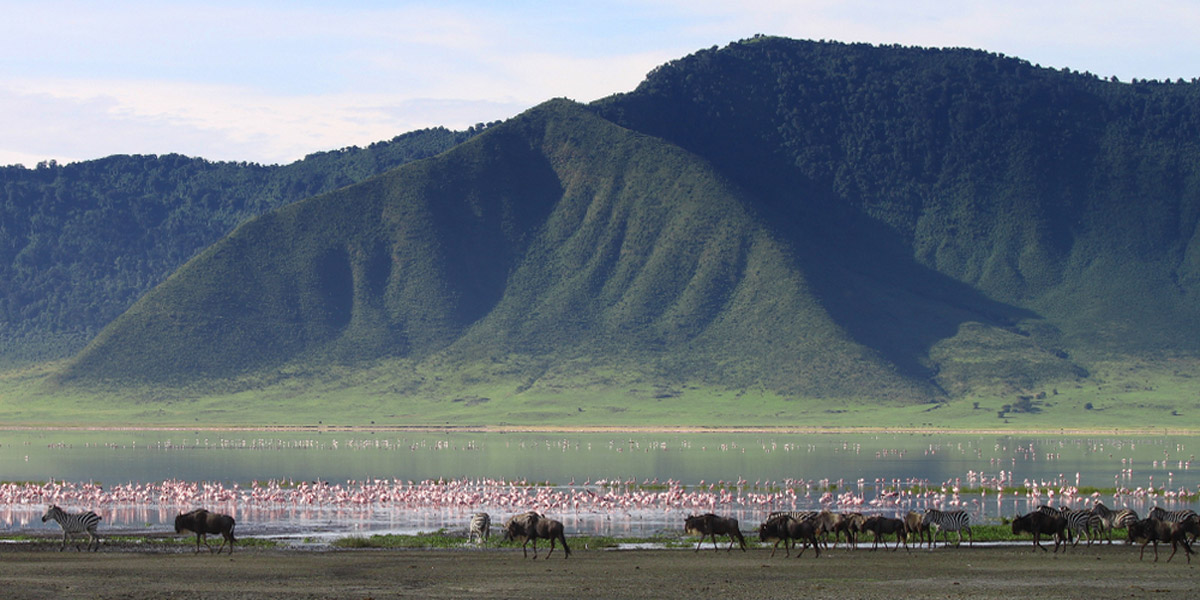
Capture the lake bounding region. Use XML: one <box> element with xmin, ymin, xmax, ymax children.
<box><xmin>2</xmin><ymin>429</ymin><xmax>1196</xmax><ymax>541</ymax></box>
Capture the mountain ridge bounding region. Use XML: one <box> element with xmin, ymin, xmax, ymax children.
<box><xmin>15</xmin><ymin>37</ymin><xmax>1200</xmax><ymax>409</ymax></box>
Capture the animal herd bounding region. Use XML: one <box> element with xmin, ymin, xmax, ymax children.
<box><xmin>38</xmin><ymin>504</ymin><xmax>237</xmax><ymax>554</ymax></box>
<box><xmin>466</xmin><ymin>503</ymin><xmax>1198</xmax><ymax>565</ymax></box>
<box><xmin>36</xmin><ymin>502</ymin><xmax>1199</xmax><ymax>564</ymax></box>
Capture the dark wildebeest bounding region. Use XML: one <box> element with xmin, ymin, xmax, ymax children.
<box><xmin>685</xmin><ymin>513</ymin><xmax>746</xmax><ymax>553</ymax></box>
<box><xmin>502</xmin><ymin>512</ymin><xmax>570</xmax><ymax>559</ymax></box>
<box><xmin>1012</xmin><ymin>510</ymin><xmax>1066</xmax><ymax>553</ymax></box>
<box><xmin>175</xmin><ymin>508</ymin><xmax>237</xmax><ymax>554</ymax></box>
<box><xmin>1128</xmin><ymin>518</ymin><xmax>1195</xmax><ymax>563</ymax></box>
<box><xmin>862</xmin><ymin>515</ymin><xmax>908</xmax><ymax>551</ymax></box>
<box><xmin>833</xmin><ymin>512</ymin><xmax>866</xmax><ymax>548</ymax></box>
<box><xmin>757</xmin><ymin>514</ymin><xmax>820</xmax><ymax>558</ymax></box>
<box><xmin>809</xmin><ymin>510</ymin><xmax>842</xmax><ymax>548</ymax></box>
<box><xmin>904</xmin><ymin>510</ymin><xmax>930</xmax><ymax>549</ymax></box>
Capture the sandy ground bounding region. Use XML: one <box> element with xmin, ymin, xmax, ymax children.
<box><xmin>1</xmin><ymin>541</ymin><xmax>1196</xmax><ymax>599</ymax></box>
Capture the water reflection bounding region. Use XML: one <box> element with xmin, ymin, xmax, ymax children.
<box><xmin>1</xmin><ymin>430</ymin><xmax>1197</xmax><ymax>539</ymax></box>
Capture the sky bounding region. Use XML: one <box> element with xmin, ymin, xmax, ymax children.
<box><xmin>3</xmin><ymin>0</ymin><xmax>1199</xmax><ymax>168</ymax></box>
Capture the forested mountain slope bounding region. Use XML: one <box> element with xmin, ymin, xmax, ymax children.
<box><xmin>0</xmin><ymin>127</ymin><xmax>478</xmax><ymax>365</ymax></box>
<box><xmin>593</xmin><ymin>38</ymin><xmax>1200</xmax><ymax>362</ymax></box>
<box><xmin>40</xmin><ymin>38</ymin><xmax>1200</xmax><ymax>403</ymax></box>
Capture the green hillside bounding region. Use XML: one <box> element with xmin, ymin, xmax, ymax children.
<box><xmin>592</xmin><ymin>37</ymin><xmax>1200</xmax><ymax>360</ymax></box>
<box><xmin>0</xmin><ymin>127</ymin><xmax>479</xmax><ymax>366</ymax></box>
<box><xmin>60</xmin><ymin>100</ymin><xmax>930</xmax><ymax>401</ymax></box>
<box><xmin>8</xmin><ymin>37</ymin><xmax>1200</xmax><ymax>426</ymax></box>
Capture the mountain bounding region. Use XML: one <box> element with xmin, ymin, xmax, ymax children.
<box><xmin>33</xmin><ymin>38</ymin><xmax>1200</xmax><ymax>404</ymax></box>
<box><xmin>0</xmin><ymin>126</ymin><xmax>481</xmax><ymax>366</ymax></box>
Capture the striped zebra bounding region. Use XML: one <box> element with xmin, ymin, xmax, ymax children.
<box><xmin>1090</xmin><ymin>503</ymin><xmax>1137</xmax><ymax>544</ymax></box>
<box><xmin>469</xmin><ymin>512</ymin><xmax>491</xmax><ymax>544</ymax></box>
<box><xmin>1037</xmin><ymin>506</ymin><xmax>1097</xmax><ymax>546</ymax></box>
<box><xmin>767</xmin><ymin>510</ymin><xmax>818</xmax><ymax>523</ymax></box>
<box><xmin>1148</xmin><ymin>507</ymin><xmax>1199</xmax><ymax>542</ymax></box>
<box><xmin>41</xmin><ymin>504</ymin><xmax>102</xmax><ymax>552</ymax></box>
<box><xmin>922</xmin><ymin>508</ymin><xmax>972</xmax><ymax>547</ymax></box>
<box><xmin>1148</xmin><ymin>506</ymin><xmax>1199</xmax><ymax>523</ymax></box>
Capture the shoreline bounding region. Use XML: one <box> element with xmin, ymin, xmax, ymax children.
<box><xmin>1</xmin><ymin>423</ymin><xmax>1196</xmax><ymax>435</ymax></box>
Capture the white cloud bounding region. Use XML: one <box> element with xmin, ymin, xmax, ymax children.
<box><xmin>3</xmin><ymin>1</ymin><xmax>1198</xmax><ymax>167</ymax></box>
<box><xmin>0</xmin><ymin>80</ymin><xmax>533</xmax><ymax>166</ymax></box>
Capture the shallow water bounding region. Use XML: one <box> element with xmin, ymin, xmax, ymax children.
<box><xmin>2</xmin><ymin>430</ymin><xmax>1197</xmax><ymax>539</ymax></box>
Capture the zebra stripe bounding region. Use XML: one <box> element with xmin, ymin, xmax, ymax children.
<box><xmin>922</xmin><ymin>509</ymin><xmax>972</xmax><ymax>547</ymax></box>
<box><xmin>1148</xmin><ymin>507</ymin><xmax>1199</xmax><ymax>523</ymax></box>
<box><xmin>469</xmin><ymin>512</ymin><xmax>491</xmax><ymax>544</ymax></box>
<box><xmin>1090</xmin><ymin>503</ymin><xmax>1137</xmax><ymax>544</ymax></box>
<box><xmin>41</xmin><ymin>504</ymin><xmax>102</xmax><ymax>552</ymax></box>
<box><xmin>1061</xmin><ymin>508</ymin><xmax>1099</xmax><ymax>546</ymax></box>
<box><xmin>1036</xmin><ymin>506</ymin><xmax>1096</xmax><ymax>546</ymax></box>
<box><xmin>767</xmin><ymin>511</ymin><xmax>818</xmax><ymax>523</ymax></box>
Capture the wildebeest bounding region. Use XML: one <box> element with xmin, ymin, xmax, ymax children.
<box><xmin>502</xmin><ymin>512</ymin><xmax>570</xmax><ymax>559</ymax></box>
<box><xmin>684</xmin><ymin>513</ymin><xmax>746</xmax><ymax>553</ymax></box>
<box><xmin>1128</xmin><ymin>518</ymin><xmax>1195</xmax><ymax>563</ymax></box>
<box><xmin>175</xmin><ymin>508</ymin><xmax>237</xmax><ymax>554</ymax></box>
<box><xmin>904</xmin><ymin>510</ymin><xmax>931</xmax><ymax>548</ymax></box>
<box><xmin>757</xmin><ymin>514</ymin><xmax>820</xmax><ymax>558</ymax></box>
<box><xmin>862</xmin><ymin>515</ymin><xmax>907</xmax><ymax>551</ymax></box>
<box><xmin>1147</xmin><ymin>507</ymin><xmax>1200</xmax><ymax>544</ymax></box>
<box><xmin>1012</xmin><ymin>510</ymin><xmax>1067</xmax><ymax>553</ymax></box>
<box><xmin>832</xmin><ymin>512</ymin><xmax>866</xmax><ymax>548</ymax></box>
<box><xmin>809</xmin><ymin>510</ymin><xmax>841</xmax><ymax>548</ymax></box>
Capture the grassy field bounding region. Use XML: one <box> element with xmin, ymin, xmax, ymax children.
<box><xmin>2</xmin><ymin>356</ymin><xmax>1199</xmax><ymax>431</ymax></box>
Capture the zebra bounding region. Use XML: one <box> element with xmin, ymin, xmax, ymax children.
<box><xmin>1148</xmin><ymin>506</ymin><xmax>1199</xmax><ymax>523</ymax></box>
<box><xmin>41</xmin><ymin>504</ymin><xmax>102</xmax><ymax>552</ymax></box>
<box><xmin>1090</xmin><ymin>503</ymin><xmax>1137</xmax><ymax>544</ymax></box>
<box><xmin>766</xmin><ymin>510</ymin><xmax>818</xmax><ymax>523</ymax></box>
<box><xmin>922</xmin><ymin>508</ymin><xmax>972</xmax><ymax>547</ymax></box>
<box><xmin>1037</xmin><ymin>506</ymin><xmax>1097</xmax><ymax>546</ymax></box>
<box><xmin>1148</xmin><ymin>507</ymin><xmax>1199</xmax><ymax>543</ymax></box>
<box><xmin>469</xmin><ymin>512</ymin><xmax>491</xmax><ymax>545</ymax></box>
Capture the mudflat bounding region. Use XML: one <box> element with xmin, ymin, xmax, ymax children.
<box><xmin>1</xmin><ymin>543</ymin><xmax>1195</xmax><ymax>599</ymax></box>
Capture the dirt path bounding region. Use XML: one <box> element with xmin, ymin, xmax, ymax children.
<box><xmin>1</xmin><ymin>543</ymin><xmax>1195</xmax><ymax>599</ymax></box>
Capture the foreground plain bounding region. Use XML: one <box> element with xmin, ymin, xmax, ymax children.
<box><xmin>1</xmin><ymin>544</ymin><xmax>1196</xmax><ymax>599</ymax></box>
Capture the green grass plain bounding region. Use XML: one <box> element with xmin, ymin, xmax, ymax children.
<box><xmin>2</xmin><ymin>355</ymin><xmax>1198</xmax><ymax>431</ymax></box>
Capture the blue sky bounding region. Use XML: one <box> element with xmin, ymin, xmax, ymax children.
<box><xmin>3</xmin><ymin>0</ymin><xmax>1198</xmax><ymax>167</ymax></box>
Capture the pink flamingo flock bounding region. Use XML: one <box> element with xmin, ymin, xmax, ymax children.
<box><xmin>3</xmin><ymin>436</ymin><xmax>1197</xmax><ymax>537</ymax></box>
<box><xmin>3</xmin><ymin>473</ymin><xmax>1197</xmax><ymax>537</ymax></box>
